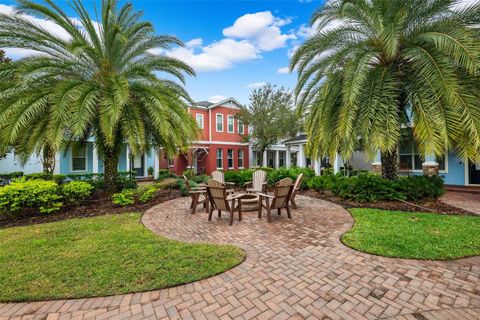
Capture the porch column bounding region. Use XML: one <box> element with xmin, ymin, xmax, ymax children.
<box><xmin>286</xmin><ymin>146</ymin><xmax>291</xmax><ymax>168</ymax></box>
<box><xmin>126</xmin><ymin>145</ymin><xmax>130</xmax><ymax>172</ymax></box>
<box><xmin>333</xmin><ymin>153</ymin><xmax>341</xmax><ymax>174</ymax></box>
<box><xmin>314</xmin><ymin>156</ymin><xmax>321</xmax><ymax>175</ymax></box>
<box><xmin>297</xmin><ymin>144</ymin><xmax>305</xmax><ymax>167</ymax></box>
<box><xmin>422</xmin><ymin>154</ymin><xmax>439</xmax><ymax>176</ymax></box>
<box><xmin>154</xmin><ymin>149</ymin><xmax>160</xmax><ymax>178</ymax></box>
<box><xmin>275</xmin><ymin>150</ymin><xmax>280</xmax><ymax>169</ymax></box>
<box><xmin>372</xmin><ymin>150</ymin><xmax>382</xmax><ymax>175</ymax></box>
<box><xmin>262</xmin><ymin>150</ymin><xmax>268</xmax><ymax>167</ymax></box>
<box><xmin>92</xmin><ymin>145</ymin><xmax>99</xmax><ymax>174</ymax></box>
<box><xmin>53</xmin><ymin>150</ymin><xmax>61</xmax><ymax>174</ymax></box>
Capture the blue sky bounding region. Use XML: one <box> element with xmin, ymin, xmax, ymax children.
<box><xmin>0</xmin><ymin>0</ymin><xmax>325</xmax><ymax>104</ymax></box>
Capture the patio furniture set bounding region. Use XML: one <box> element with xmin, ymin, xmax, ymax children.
<box><xmin>183</xmin><ymin>170</ymin><xmax>303</xmax><ymax>225</ymax></box>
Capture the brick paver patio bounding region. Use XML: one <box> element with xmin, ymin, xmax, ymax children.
<box><xmin>441</xmin><ymin>191</ymin><xmax>480</xmax><ymax>215</ymax></box>
<box><xmin>0</xmin><ymin>195</ymin><xmax>479</xmax><ymax>319</ymax></box>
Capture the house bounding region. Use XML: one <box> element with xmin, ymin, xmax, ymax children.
<box><xmin>0</xmin><ymin>140</ymin><xmax>159</xmax><ymax>178</ymax></box>
<box><xmin>159</xmin><ymin>97</ymin><xmax>250</xmax><ymax>175</ymax></box>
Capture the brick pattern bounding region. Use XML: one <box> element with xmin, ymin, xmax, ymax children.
<box><xmin>441</xmin><ymin>191</ymin><xmax>480</xmax><ymax>215</ymax></box>
<box><xmin>1</xmin><ymin>195</ymin><xmax>479</xmax><ymax>320</ymax></box>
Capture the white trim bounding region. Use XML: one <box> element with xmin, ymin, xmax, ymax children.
<box><xmin>126</xmin><ymin>145</ymin><xmax>130</xmax><ymax>172</ymax></box>
<box><xmin>227</xmin><ymin>148</ymin><xmax>234</xmax><ymax>169</ymax></box>
<box><xmin>216</xmin><ymin>113</ymin><xmax>224</xmax><ymax>132</ymax></box>
<box><xmin>208</xmin><ymin>97</ymin><xmax>243</xmax><ymax>110</ymax></box>
<box><xmin>193</xmin><ymin>140</ymin><xmax>249</xmax><ymax>146</ymax></box>
<box><xmin>465</xmin><ymin>161</ymin><xmax>480</xmax><ymax>186</ymax></box>
<box><xmin>195</xmin><ymin>114</ymin><xmax>204</xmax><ymax>129</ymax></box>
<box><xmin>92</xmin><ymin>145</ymin><xmax>99</xmax><ymax>174</ymax></box>
<box><xmin>216</xmin><ymin>148</ymin><xmax>223</xmax><ymax>169</ymax></box>
<box><xmin>70</xmin><ymin>142</ymin><xmax>88</xmax><ymax>173</ymax></box>
<box><xmin>208</xmin><ymin>109</ymin><xmax>212</xmax><ymax>141</ymax></box>
<box><xmin>154</xmin><ymin>150</ymin><xmax>160</xmax><ymax>178</ymax></box>
<box><xmin>238</xmin><ymin>149</ymin><xmax>244</xmax><ymax>168</ymax></box>
<box><xmin>227</xmin><ymin>115</ymin><xmax>235</xmax><ymax>133</ymax></box>
<box><xmin>284</xmin><ymin>140</ymin><xmax>307</xmax><ymax>145</ymax></box>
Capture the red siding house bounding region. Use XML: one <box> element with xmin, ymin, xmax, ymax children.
<box><xmin>159</xmin><ymin>98</ymin><xmax>249</xmax><ymax>175</ymax></box>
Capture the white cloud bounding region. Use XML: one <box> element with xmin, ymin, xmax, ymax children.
<box><xmin>185</xmin><ymin>38</ymin><xmax>203</xmax><ymax>48</ymax></box>
<box><xmin>208</xmin><ymin>95</ymin><xmax>227</xmax><ymax>103</ymax></box>
<box><xmin>167</xmin><ymin>38</ymin><xmax>259</xmax><ymax>72</ymax></box>
<box><xmin>277</xmin><ymin>67</ymin><xmax>290</xmax><ymax>74</ymax></box>
<box><xmin>246</xmin><ymin>81</ymin><xmax>266</xmax><ymax>89</ymax></box>
<box><xmin>223</xmin><ymin>11</ymin><xmax>296</xmax><ymax>51</ymax></box>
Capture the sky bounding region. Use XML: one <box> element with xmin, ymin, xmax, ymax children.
<box><xmin>0</xmin><ymin>0</ymin><xmax>326</xmax><ymax>104</ymax></box>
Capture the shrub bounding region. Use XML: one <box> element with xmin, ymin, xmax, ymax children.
<box><xmin>0</xmin><ymin>179</ymin><xmax>63</xmax><ymax>215</ymax></box>
<box><xmin>112</xmin><ymin>189</ymin><xmax>136</xmax><ymax>206</ymax></box>
<box><xmin>158</xmin><ymin>169</ymin><xmax>173</xmax><ymax>180</ymax></box>
<box><xmin>137</xmin><ymin>185</ymin><xmax>158</xmax><ymax>203</ymax></box>
<box><xmin>334</xmin><ymin>173</ymin><xmax>404</xmax><ymax>202</ymax></box>
<box><xmin>147</xmin><ymin>166</ymin><xmax>154</xmax><ymax>177</ymax></box>
<box><xmin>0</xmin><ymin>171</ymin><xmax>24</xmax><ymax>179</ymax></box>
<box><xmin>193</xmin><ymin>174</ymin><xmax>209</xmax><ymax>184</ymax></box>
<box><xmin>395</xmin><ymin>175</ymin><xmax>445</xmax><ymax>201</ymax></box>
<box><xmin>181</xmin><ymin>169</ymin><xmax>196</xmax><ymax>180</ymax></box>
<box><xmin>62</xmin><ymin>181</ymin><xmax>94</xmax><ymax>205</ymax></box>
<box><xmin>267</xmin><ymin>167</ymin><xmax>315</xmax><ymax>188</ymax></box>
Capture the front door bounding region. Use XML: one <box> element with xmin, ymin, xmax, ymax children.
<box><xmin>468</xmin><ymin>162</ymin><xmax>480</xmax><ymax>185</ymax></box>
<box><xmin>132</xmin><ymin>154</ymin><xmax>145</xmax><ymax>177</ymax></box>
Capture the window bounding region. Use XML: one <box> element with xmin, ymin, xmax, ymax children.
<box><xmin>168</xmin><ymin>158</ymin><xmax>174</xmax><ymax>166</ymax></box>
<box><xmin>237</xmin><ymin>119</ymin><xmax>244</xmax><ymax>134</ymax></box>
<box><xmin>196</xmin><ymin>114</ymin><xmax>204</xmax><ymax>129</ymax></box>
<box><xmin>216</xmin><ymin>114</ymin><xmax>223</xmax><ymax>132</ymax></box>
<box><xmin>227</xmin><ymin>149</ymin><xmax>234</xmax><ymax>169</ymax></box>
<box><xmin>227</xmin><ymin>115</ymin><xmax>234</xmax><ymax>133</ymax></box>
<box><xmin>71</xmin><ymin>142</ymin><xmax>87</xmax><ymax>172</ymax></box>
<box><xmin>238</xmin><ymin>149</ymin><xmax>244</xmax><ymax>168</ymax></box>
<box><xmin>399</xmin><ymin>140</ymin><xmax>446</xmax><ymax>171</ymax></box>
<box><xmin>216</xmin><ymin>148</ymin><xmax>223</xmax><ymax>169</ymax></box>
<box><xmin>279</xmin><ymin>151</ymin><xmax>285</xmax><ymax>167</ymax></box>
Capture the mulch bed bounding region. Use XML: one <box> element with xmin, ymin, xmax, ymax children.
<box><xmin>0</xmin><ymin>188</ymin><xmax>182</xmax><ymax>229</ymax></box>
<box><xmin>299</xmin><ymin>189</ymin><xmax>477</xmax><ymax>216</ymax></box>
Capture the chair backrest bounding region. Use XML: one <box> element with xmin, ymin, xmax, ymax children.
<box><xmin>211</xmin><ymin>170</ymin><xmax>225</xmax><ymax>184</ymax></box>
<box><xmin>293</xmin><ymin>173</ymin><xmax>303</xmax><ymax>191</ymax></box>
<box><xmin>206</xmin><ymin>178</ymin><xmax>229</xmax><ymax>211</ymax></box>
<box><xmin>182</xmin><ymin>175</ymin><xmax>192</xmax><ymax>192</ymax></box>
<box><xmin>271</xmin><ymin>177</ymin><xmax>293</xmax><ymax>209</ymax></box>
<box><xmin>252</xmin><ymin>170</ymin><xmax>267</xmax><ymax>190</ymax></box>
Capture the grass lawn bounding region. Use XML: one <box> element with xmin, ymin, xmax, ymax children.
<box><xmin>342</xmin><ymin>208</ymin><xmax>480</xmax><ymax>260</ymax></box>
<box><xmin>0</xmin><ymin>213</ymin><xmax>244</xmax><ymax>302</ymax></box>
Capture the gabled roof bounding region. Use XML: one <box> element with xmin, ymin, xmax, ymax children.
<box><xmin>194</xmin><ymin>97</ymin><xmax>243</xmax><ymax>110</ymax></box>
<box><xmin>283</xmin><ymin>133</ymin><xmax>307</xmax><ymax>144</ymax></box>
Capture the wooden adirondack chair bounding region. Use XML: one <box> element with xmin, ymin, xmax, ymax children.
<box><xmin>258</xmin><ymin>177</ymin><xmax>294</xmax><ymax>223</ymax></box>
<box><xmin>244</xmin><ymin>170</ymin><xmax>267</xmax><ymax>194</ymax></box>
<box><xmin>211</xmin><ymin>170</ymin><xmax>235</xmax><ymax>194</ymax></box>
<box><xmin>206</xmin><ymin>179</ymin><xmax>243</xmax><ymax>225</ymax></box>
<box><xmin>183</xmin><ymin>175</ymin><xmax>209</xmax><ymax>214</ymax></box>
<box><xmin>290</xmin><ymin>173</ymin><xmax>303</xmax><ymax>209</ymax></box>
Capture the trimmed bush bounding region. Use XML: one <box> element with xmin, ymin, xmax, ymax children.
<box><xmin>396</xmin><ymin>175</ymin><xmax>445</xmax><ymax>201</ymax></box>
<box><xmin>62</xmin><ymin>181</ymin><xmax>94</xmax><ymax>205</ymax></box>
<box><xmin>0</xmin><ymin>179</ymin><xmax>63</xmax><ymax>215</ymax></box>
<box><xmin>112</xmin><ymin>189</ymin><xmax>136</xmax><ymax>206</ymax></box>
<box><xmin>334</xmin><ymin>173</ymin><xmax>404</xmax><ymax>202</ymax></box>
<box><xmin>158</xmin><ymin>169</ymin><xmax>174</xmax><ymax>181</ymax></box>
<box><xmin>0</xmin><ymin>171</ymin><xmax>24</xmax><ymax>180</ymax></box>
<box><xmin>137</xmin><ymin>185</ymin><xmax>158</xmax><ymax>203</ymax></box>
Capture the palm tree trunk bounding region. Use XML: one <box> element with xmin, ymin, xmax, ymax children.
<box><xmin>42</xmin><ymin>145</ymin><xmax>55</xmax><ymax>174</ymax></box>
<box><xmin>381</xmin><ymin>150</ymin><xmax>398</xmax><ymax>180</ymax></box>
<box><xmin>104</xmin><ymin>146</ymin><xmax>120</xmax><ymax>192</ymax></box>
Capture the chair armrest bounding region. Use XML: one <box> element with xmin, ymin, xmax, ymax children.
<box><xmin>191</xmin><ymin>186</ymin><xmax>206</xmax><ymax>190</ymax></box>
<box><xmin>258</xmin><ymin>193</ymin><xmax>274</xmax><ymax>199</ymax></box>
<box><xmin>243</xmin><ymin>181</ymin><xmax>252</xmax><ymax>186</ymax></box>
<box><xmin>225</xmin><ymin>182</ymin><xmax>235</xmax><ymax>186</ymax></box>
<box><xmin>196</xmin><ymin>183</ymin><xmax>207</xmax><ymax>187</ymax></box>
<box><xmin>227</xmin><ymin>193</ymin><xmax>244</xmax><ymax>200</ymax></box>
<box><xmin>189</xmin><ymin>190</ymin><xmax>206</xmax><ymax>194</ymax></box>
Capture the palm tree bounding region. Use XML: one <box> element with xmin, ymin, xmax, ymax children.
<box><xmin>291</xmin><ymin>0</ymin><xmax>480</xmax><ymax>179</ymax></box>
<box><xmin>0</xmin><ymin>0</ymin><xmax>197</xmax><ymax>190</ymax></box>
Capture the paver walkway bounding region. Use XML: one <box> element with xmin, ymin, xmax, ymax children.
<box><xmin>0</xmin><ymin>196</ymin><xmax>479</xmax><ymax>320</ymax></box>
<box><xmin>441</xmin><ymin>191</ymin><xmax>480</xmax><ymax>215</ymax></box>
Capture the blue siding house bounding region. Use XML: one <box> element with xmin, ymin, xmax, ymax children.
<box><xmin>1</xmin><ymin>142</ymin><xmax>159</xmax><ymax>178</ymax></box>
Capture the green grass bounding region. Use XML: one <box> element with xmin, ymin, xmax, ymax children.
<box><xmin>0</xmin><ymin>213</ymin><xmax>244</xmax><ymax>302</ymax></box>
<box><xmin>342</xmin><ymin>208</ymin><xmax>480</xmax><ymax>260</ymax></box>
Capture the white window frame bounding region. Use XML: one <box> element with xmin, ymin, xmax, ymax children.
<box><xmin>196</xmin><ymin>114</ymin><xmax>204</xmax><ymax>129</ymax></box>
<box><xmin>227</xmin><ymin>149</ymin><xmax>234</xmax><ymax>169</ymax></box>
<box><xmin>71</xmin><ymin>142</ymin><xmax>88</xmax><ymax>172</ymax></box>
<box><xmin>237</xmin><ymin>119</ymin><xmax>244</xmax><ymax>134</ymax></box>
<box><xmin>238</xmin><ymin>149</ymin><xmax>244</xmax><ymax>169</ymax></box>
<box><xmin>399</xmin><ymin>144</ymin><xmax>448</xmax><ymax>173</ymax></box>
<box><xmin>216</xmin><ymin>149</ymin><xmax>223</xmax><ymax>169</ymax></box>
<box><xmin>227</xmin><ymin>115</ymin><xmax>235</xmax><ymax>133</ymax></box>
<box><xmin>168</xmin><ymin>158</ymin><xmax>174</xmax><ymax>167</ymax></box>
<box><xmin>216</xmin><ymin>113</ymin><xmax>224</xmax><ymax>132</ymax></box>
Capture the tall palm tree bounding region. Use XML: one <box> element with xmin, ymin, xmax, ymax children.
<box><xmin>0</xmin><ymin>0</ymin><xmax>197</xmax><ymax>190</ymax></box>
<box><xmin>291</xmin><ymin>0</ymin><xmax>480</xmax><ymax>179</ymax></box>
